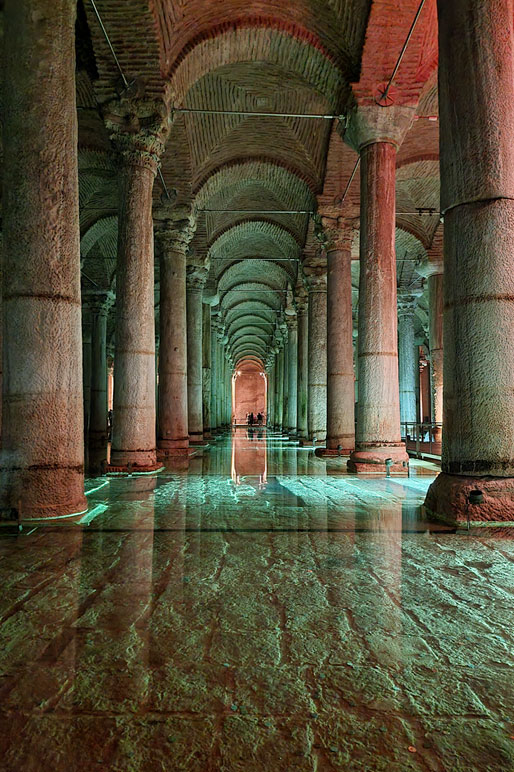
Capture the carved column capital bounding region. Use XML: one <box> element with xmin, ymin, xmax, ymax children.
<box><xmin>104</xmin><ymin>99</ymin><xmax>170</xmax><ymax>175</ymax></box>
<box><xmin>154</xmin><ymin>202</ymin><xmax>197</xmax><ymax>256</ymax></box>
<box><xmin>82</xmin><ymin>289</ymin><xmax>115</xmax><ymax>317</ymax></box>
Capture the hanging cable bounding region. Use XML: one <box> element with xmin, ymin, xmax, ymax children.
<box><xmin>376</xmin><ymin>0</ymin><xmax>427</xmax><ymax>106</ymax></box>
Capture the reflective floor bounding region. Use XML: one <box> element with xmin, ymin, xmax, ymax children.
<box><xmin>1</xmin><ymin>431</ymin><xmax>513</xmax><ymax>771</ymax></box>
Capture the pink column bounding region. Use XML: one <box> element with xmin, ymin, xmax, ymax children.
<box><xmin>322</xmin><ymin>223</ymin><xmax>355</xmax><ymax>455</ymax></box>
<box><xmin>1</xmin><ymin>0</ymin><xmax>87</xmax><ymax>519</ymax></box>
<box><xmin>154</xmin><ymin>206</ymin><xmax>195</xmax><ymax>457</ymax></box>
<box><xmin>348</xmin><ymin>138</ymin><xmax>409</xmax><ymax>474</ymax></box>
<box><xmin>107</xmin><ymin>107</ymin><xmax>168</xmax><ymax>471</ymax></box>
<box><xmin>425</xmin><ymin>0</ymin><xmax>514</xmax><ymax>521</ymax></box>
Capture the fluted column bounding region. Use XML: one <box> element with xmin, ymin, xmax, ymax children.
<box><xmin>186</xmin><ymin>269</ymin><xmax>207</xmax><ymax>443</ymax></box>
<box><xmin>321</xmin><ymin>221</ymin><xmax>355</xmax><ymax>454</ymax></box>
<box><xmin>296</xmin><ymin>290</ymin><xmax>309</xmax><ymax>443</ymax></box>
<box><xmin>425</xmin><ymin>0</ymin><xmax>514</xmax><ymax>520</ymax></box>
<box><xmin>345</xmin><ymin>106</ymin><xmax>413</xmax><ymax>473</ymax></box>
<box><xmin>1</xmin><ymin>0</ymin><xmax>87</xmax><ymax>518</ymax></box>
<box><xmin>305</xmin><ymin>267</ymin><xmax>327</xmax><ymax>444</ymax></box>
<box><xmin>286</xmin><ymin>315</ymin><xmax>298</xmax><ymax>436</ymax></box>
<box><xmin>154</xmin><ymin>206</ymin><xmax>195</xmax><ymax>456</ymax></box>
<box><xmin>397</xmin><ymin>295</ymin><xmax>419</xmax><ymax>427</ymax></box>
<box><xmin>106</xmin><ymin>107</ymin><xmax>167</xmax><ymax>471</ymax></box>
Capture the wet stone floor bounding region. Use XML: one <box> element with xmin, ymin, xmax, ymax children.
<box><xmin>1</xmin><ymin>430</ymin><xmax>513</xmax><ymax>771</ymax></box>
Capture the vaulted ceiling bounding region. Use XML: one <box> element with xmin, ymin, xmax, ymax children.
<box><xmin>76</xmin><ymin>0</ymin><xmax>440</xmax><ymax>360</ymax></box>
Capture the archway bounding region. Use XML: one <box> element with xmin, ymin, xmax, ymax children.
<box><xmin>232</xmin><ymin>358</ymin><xmax>267</xmax><ymax>425</ymax></box>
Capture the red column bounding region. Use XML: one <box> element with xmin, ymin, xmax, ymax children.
<box><xmin>348</xmin><ymin>138</ymin><xmax>409</xmax><ymax>474</ymax></box>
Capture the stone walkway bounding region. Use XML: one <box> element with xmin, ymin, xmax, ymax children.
<box><xmin>0</xmin><ymin>433</ymin><xmax>513</xmax><ymax>770</ymax></box>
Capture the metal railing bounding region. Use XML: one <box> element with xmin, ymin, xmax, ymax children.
<box><xmin>401</xmin><ymin>422</ymin><xmax>442</xmax><ymax>459</ymax></box>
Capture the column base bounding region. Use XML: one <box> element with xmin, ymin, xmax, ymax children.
<box><xmin>189</xmin><ymin>432</ymin><xmax>205</xmax><ymax>445</ymax></box>
<box><xmin>315</xmin><ymin>447</ymin><xmax>353</xmax><ymax>458</ymax></box>
<box><xmin>107</xmin><ymin>448</ymin><xmax>160</xmax><ymax>473</ymax></box>
<box><xmin>347</xmin><ymin>446</ymin><xmax>409</xmax><ymax>475</ymax></box>
<box><xmin>157</xmin><ymin>438</ymin><xmax>189</xmax><ymax>458</ymax></box>
<box><xmin>424</xmin><ymin>473</ymin><xmax>514</xmax><ymax>524</ymax></box>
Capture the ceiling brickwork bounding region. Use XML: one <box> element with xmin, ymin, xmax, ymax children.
<box><xmin>73</xmin><ymin>0</ymin><xmax>440</xmax><ymax>363</ymax></box>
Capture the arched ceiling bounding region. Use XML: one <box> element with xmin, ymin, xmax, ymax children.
<box><xmin>74</xmin><ymin>0</ymin><xmax>440</xmax><ymax>364</ymax></box>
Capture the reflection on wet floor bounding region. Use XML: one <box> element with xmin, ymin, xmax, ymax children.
<box><xmin>1</xmin><ymin>431</ymin><xmax>513</xmax><ymax>771</ymax></box>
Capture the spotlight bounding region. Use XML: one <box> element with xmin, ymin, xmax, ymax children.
<box><xmin>385</xmin><ymin>458</ymin><xmax>393</xmax><ymax>477</ymax></box>
<box><xmin>337</xmin><ymin>444</ymin><xmax>342</xmax><ymax>457</ymax></box>
<box><xmin>466</xmin><ymin>489</ymin><xmax>483</xmax><ymax>530</ymax></box>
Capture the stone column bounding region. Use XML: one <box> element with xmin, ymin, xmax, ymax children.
<box><xmin>425</xmin><ymin>0</ymin><xmax>514</xmax><ymax>521</ymax></box>
<box><xmin>345</xmin><ymin>107</ymin><xmax>413</xmax><ymax>473</ymax></box>
<box><xmin>186</xmin><ymin>269</ymin><xmax>207</xmax><ymax>443</ymax></box>
<box><xmin>154</xmin><ymin>205</ymin><xmax>195</xmax><ymax>457</ymax></box>
<box><xmin>1</xmin><ymin>0</ymin><xmax>87</xmax><ymax>518</ymax></box>
<box><xmin>282</xmin><ymin>330</ymin><xmax>289</xmax><ymax>430</ymax></box>
<box><xmin>397</xmin><ymin>295</ymin><xmax>419</xmax><ymax>428</ymax></box>
<box><xmin>82</xmin><ymin>306</ymin><xmax>93</xmax><ymax>451</ymax></box>
<box><xmin>210</xmin><ymin>314</ymin><xmax>219</xmax><ymax>433</ymax></box>
<box><xmin>106</xmin><ymin>106</ymin><xmax>167</xmax><ymax>471</ymax></box>
<box><xmin>87</xmin><ymin>291</ymin><xmax>114</xmax><ymax>472</ymax></box>
<box><xmin>322</xmin><ymin>222</ymin><xmax>355</xmax><ymax>455</ymax></box>
<box><xmin>428</xmin><ymin>272</ymin><xmax>443</xmax><ymax>439</ymax></box>
<box><xmin>286</xmin><ymin>315</ymin><xmax>298</xmax><ymax>436</ymax></box>
<box><xmin>276</xmin><ymin>344</ymin><xmax>285</xmax><ymax>431</ymax></box>
<box><xmin>296</xmin><ymin>290</ymin><xmax>309</xmax><ymax>443</ymax></box>
<box><xmin>305</xmin><ymin>267</ymin><xmax>327</xmax><ymax>444</ymax></box>
<box><xmin>202</xmin><ymin>303</ymin><xmax>212</xmax><ymax>439</ymax></box>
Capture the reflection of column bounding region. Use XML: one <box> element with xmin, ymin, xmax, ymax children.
<box><xmin>305</xmin><ymin>267</ymin><xmax>327</xmax><ymax>444</ymax></box>
<box><xmin>87</xmin><ymin>292</ymin><xmax>115</xmax><ymax>472</ymax></box>
<box><xmin>397</xmin><ymin>295</ymin><xmax>418</xmax><ymax>427</ymax></box>
<box><xmin>108</xmin><ymin>106</ymin><xmax>167</xmax><ymax>471</ymax></box>
<box><xmin>1</xmin><ymin>0</ymin><xmax>86</xmax><ymax>517</ymax></box>
<box><xmin>324</xmin><ymin>223</ymin><xmax>355</xmax><ymax>454</ymax></box>
<box><xmin>154</xmin><ymin>205</ymin><xmax>195</xmax><ymax>457</ymax></box>
<box><xmin>286</xmin><ymin>315</ymin><xmax>298</xmax><ymax>436</ymax></box>
<box><xmin>186</xmin><ymin>269</ymin><xmax>207</xmax><ymax>443</ymax></box>
<box><xmin>296</xmin><ymin>291</ymin><xmax>309</xmax><ymax>443</ymax></box>
<box><xmin>345</xmin><ymin>106</ymin><xmax>412</xmax><ymax>473</ymax></box>
<box><xmin>202</xmin><ymin>304</ymin><xmax>212</xmax><ymax>439</ymax></box>
<box><xmin>425</xmin><ymin>0</ymin><xmax>514</xmax><ymax>521</ymax></box>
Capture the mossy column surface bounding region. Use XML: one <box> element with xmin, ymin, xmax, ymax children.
<box><xmin>425</xmin><ymin>0</ymin><xmax>514</xmax><ymax>521</ymax></box>
<box><xmin>1</xmin><ymin>0</ymin><xmax>87</xmax><ymax>518</ymax></box>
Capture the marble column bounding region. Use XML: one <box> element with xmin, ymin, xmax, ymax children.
<box><xmin>323</xmin><ymin>224</ymin><xmax>355</xmax><ymax>454</ymax></box>
<box><xmin>296</xmin><ymin>291</ymin><xmax>309</xmax><ymax>443</ymax></box>
<box><xmin>210</xmin><ymin>314</ymin><xmax>219</xmax><ymax>433</ymax></box>
<box><xmin>154</xmin><ymin>208</ymin><xmax>195</xmax><ymax>456</ymax></box>
<box><xmin>1</xmin><ymin>0</ymin><xmax>87</xmax><ymax>518</ymax></box>
<box><xmin>305</xmin><ymin>268</ymin><xmax>327</xmax><ymax>444</ymax></box>
<box><xmin>186</xmin><ymin>270</ymin><xmax>207</xmax><ymax>443</ymax></box>
<box><xmin>87</xmin><ymin>291</ymin><xmax>114</xmax><ymax>472</ymax></box>
<box><xmin>428</xmin><ymin>271</ymin><xmax>443</xmax><ymax>439</ymax></box>
<box><xmin>282</xmin><ymin>331</ymin><xmax>289</xmax><ymax>431</ymax></box>
<box><xmin>397</xmin><ymin>296</ymin><xmax>418</xmax><ymax>428</ymax></box>
<box><xmin>202</xmin><ymin>303</ymin><xmax>212</xmax><ymax>439</ymax></box>
<box><xmin>345</xmin><ymin>107</ymin><xmax>412</xmax><ymax>473</ymax></box>
<box><xmin>276</xmin><ymin>345</ymin><xmax>285</xmax><ymax>431</ymax></box>
<box><xmin>107</xmin><ymin>108</ymin><xmax>167</xmax><ymax>471</ymax></box>
<box><xmin>82</xmin><ymin>307</ymin><xmax>93</xmax><ymax>451</ymax></box>
<box><xmin>425</xmin><ymin>0</ymin><xmax>514</xmax><ymax>521</ymax></box>
<box><xmin>286</xmin><ymin>315</ymin><xmax>298</xmax><ymax>436</ymax></box>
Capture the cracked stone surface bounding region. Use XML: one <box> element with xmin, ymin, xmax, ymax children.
<box><xmin>0</xmin><ymin>431</ymin><xmax>513</xmax><ymax>771</ymax></box>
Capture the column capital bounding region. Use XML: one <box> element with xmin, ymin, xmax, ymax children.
<box><xmin>313</xmin><ymin>213</ymin><xmax>355</xmax><ymax>254</ymax></box>
<box><xmin>104</xmin><ymin>99</ymin><xmax>170</xmax><ymax>175</ymax></box>
<box><xmin>154</xmin><ymin>201</ymin><xmax>197</xmax><ymax>255</ymax></box>
<box><xmin>303</xmin><ymin>263</ymin><xmax>327</xmax><ymax>292</ymax></box>
<box><xmin>414</xmin><ymin>255</ymin><xmax>443</xmax><ymax>279</ymax></box>
<box><xmin>285</xmin><ymin>313</ymin><xmax>297</xmax><ymax>332</ymax></box>
<box><xmin>343</xmin><ymin>104</ymin><xmax>415</xmax><ymax>152</ymax></box>
<box><xmin>397</xmin><ymin>289</ymin><xmax>423</xmax><ymax>317</ymax></box>
<box><xmin>82</xmin><ymin>289</ymin><xmax>115</xmax><ymax>317</ymax></box>
<box><xmin>186</xmin><ymin>264</ymin><xmax>209</xmax><ymax>291</ymax></box>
